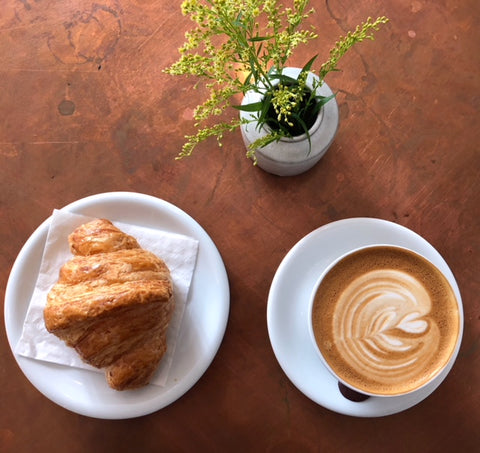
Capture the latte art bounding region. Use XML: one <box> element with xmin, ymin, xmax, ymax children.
<box><xmin>311</xmin><ymin>246</ymin><xmax>460</xmax><ymax>396</ymax></box>
<box><xmin>334</xmin><ymin>269</ymin><xmax>440</xmax><ymax>385</ymax></box>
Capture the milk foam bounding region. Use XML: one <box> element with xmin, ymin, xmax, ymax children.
<box><xmin>312</xmin><ymin>246</ymin><xmax>460</xmax><ymax>396</ymax></box>
<box><xmin>333</xmin><ymin>269</ymin><xmax>440</xmax><ymax>385</ymax></box>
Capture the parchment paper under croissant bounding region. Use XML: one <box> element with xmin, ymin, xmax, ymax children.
<box><xmin>43</xmin><ymin>218</ymin><xmax>175</xmax><ymax>390</ymax></box>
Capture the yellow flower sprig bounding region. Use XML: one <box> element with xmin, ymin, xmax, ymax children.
<box><xmin>319</xmin><ymin>16</ymin><xmax>389</xmax><ymax>80</ymax></box>
<box><xmin>164</xmin><ymin>1</ymin><xmax>388</xmax><ymax>160</ymax></box>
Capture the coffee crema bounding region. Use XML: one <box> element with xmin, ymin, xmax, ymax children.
<box><xmin>311</xmin><ymin>246</ymin><xmax>460</xmax><ymax>396</ymax></box>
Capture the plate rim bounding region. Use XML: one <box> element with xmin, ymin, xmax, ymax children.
<box><xmin>4</xmin><ymin>191</ymin><xmax>230</xmax><ymax>419</ymax></box>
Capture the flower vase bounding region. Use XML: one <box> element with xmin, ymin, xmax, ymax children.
<box><xmin>240</xmin><ymin>67</ymin><xmax>339</xmax><ymax>176</ymax></box>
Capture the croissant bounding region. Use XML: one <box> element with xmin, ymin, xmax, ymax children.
<box><xmin>44</xmin><ymin>218</ymin><xmax>175</xmax><ymax>390</ymax></box>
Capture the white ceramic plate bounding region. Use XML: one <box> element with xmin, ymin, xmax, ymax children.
<box><xmin>4</xmin><ymin>192</ymin><xmax>230</xmax><ymax>419</ymax></box>
<box><xmin>267</xmin><ymin>218</ymin><xmax>463</xmax><ymax>417</ymax></box>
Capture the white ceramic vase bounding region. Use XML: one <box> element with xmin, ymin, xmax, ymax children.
<box><xmin>240</xmin><ymin>67</ymin><xmax>339</xmax><ymax>176</ymax></box>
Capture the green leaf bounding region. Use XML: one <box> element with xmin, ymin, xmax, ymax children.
<box><xmin>290</xmin><ymin>112</ymin><xmax>312</xmax><ymax>153</ymax></box>
<box><xmin>249</xmin><ymin>35</ymin><xmax>273</xmax><ymax>42</ymax></box>
<box><xmin>269</xmin><ymin>73</ymin><xmax>298</xmax><ymax>85</ymax></box>
<box><xmin>258</xmin><ymin>93</ymin><xmax>273</xmax><ymax>123</ymax></box>
<box><xmin>301</xmin><ymin>54</ymin><xmax>318</xmax><ymax>74</ymax></box>
<box><xmin>244</xmin><ymin>71</ymin><xmax>254</xmax><ymax>86</ymax></box>
<box><xmin>233</xmin><ymin>101</ymin><xmax>263</xmax><ymax>112</ymax></box>
<box><xmin>256</xmin><ymin>42</ymin><xmax>263</xmax><ymax>56</ymax></box>
<box><xmin>233</xmin><ymin>13</ymin><xmax>245</xmax><ymax>28</ymax></box>
<box><xmin>314</xmin><ymin>93</ymin><xmax>336</xmax><ymax>112</ymax></box>
<box><xmin>267</xmin><ymin>67</ymin><xmax>278</xmax><ymax>76</ymax></box>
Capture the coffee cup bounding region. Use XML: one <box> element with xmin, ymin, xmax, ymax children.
<box><xmin>308</xmin><ymin>245</ymin><xmax>462</xmax><ymax>398</ymax></box>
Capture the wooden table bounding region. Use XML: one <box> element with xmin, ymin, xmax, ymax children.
<box><xmin>1</xmin><ymin>1</ymin><xmax>478</xmax><ymax>451</ymax></box>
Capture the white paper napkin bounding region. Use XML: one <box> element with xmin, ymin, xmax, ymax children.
<box><xmin>15</xmin><ymin>209</ymin><xmax>199</xmax><ymax>387</ymax></box>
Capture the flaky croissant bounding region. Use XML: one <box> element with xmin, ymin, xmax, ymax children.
<box><xmin>44</xmin><ymin>218</ymin><xmax>175</xmax><ymax>390</ymax></box>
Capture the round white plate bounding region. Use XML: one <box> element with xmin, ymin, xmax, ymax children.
<box><xmin>4</xmin><ymin>192</ymin><xmax>230</xmax><ymax>419</ymax></box>
<box><xmin>267</xmin><ymin>218</ymin><xmax>463</xmax><ymax>417</ymax></box>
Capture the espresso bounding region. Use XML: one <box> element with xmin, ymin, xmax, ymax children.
<box><xmin>311</xmin><ymin>246</ymin><xmax>460</xmax><ymax>396</ymax></box>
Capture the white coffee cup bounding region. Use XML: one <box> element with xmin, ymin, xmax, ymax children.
<box><xmin>308</xmin><ymin>245</ymin><xmax>462</xmax><ymax>398</ymax></box>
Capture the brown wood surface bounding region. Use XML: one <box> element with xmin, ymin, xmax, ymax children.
<box><xmin>1</xmin><ymin>0</ymin><xmax>479</xmax><ymax>452</ymax></box>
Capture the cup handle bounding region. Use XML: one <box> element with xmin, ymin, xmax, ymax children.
<box><xmin>338</xmin><ymin>382</ymin><xmax>370</xmax><ymax>402</ymax></box>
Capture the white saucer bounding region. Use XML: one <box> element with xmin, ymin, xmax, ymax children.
<box><xmin>267</xmin><ymin>218</ymin><xmax>463</xmax><ymax>417</ymax></box>
<box><xmin>4</xmin><ymin>192</ymin><xmax>230</xmax><ymax>419</ymax></box>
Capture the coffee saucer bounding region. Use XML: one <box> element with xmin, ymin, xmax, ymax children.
<box><xmin>267</xmin><ymin>218</ymin><xmax>463</xmax><ymax>417</ymax></box>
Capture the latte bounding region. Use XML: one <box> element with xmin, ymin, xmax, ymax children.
<box><xmin>311</xmin><ymin>246</ymin><xmax>460</xmax><ymax>396</ymax></box>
